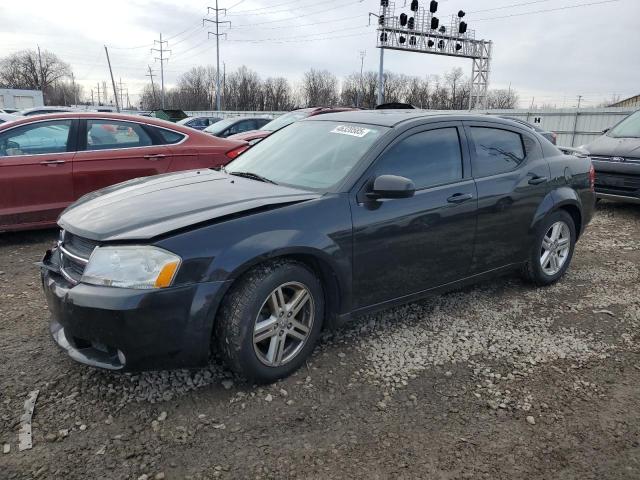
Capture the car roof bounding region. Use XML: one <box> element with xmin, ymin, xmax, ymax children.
<box><xmin>0</xmin><ymin>111</ymin><xmax>210</xmax><ymax>136</ymax></box>
<box><xmin>305</xmin><ymin>110</ymin><xmax>530</xmax><ymax>128</ymax></box>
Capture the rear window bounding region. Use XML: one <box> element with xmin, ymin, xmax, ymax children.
<box><xmin>470</xmin><ymin>127</ymin><xmax>526</xmax><ymax>177</ymax></box>
<box><xmin>155</xmin><ymin>128</ymin><xmax>186</xmax><ymax>144</ymax></box>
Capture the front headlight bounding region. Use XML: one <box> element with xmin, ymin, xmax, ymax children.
<box><xmin>81</xmin><ymin>246</ymin><xmax>181</xmax><ymax>289</ymax></box>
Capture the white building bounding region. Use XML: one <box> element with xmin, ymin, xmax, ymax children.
<box><xmin>0</xmin><ymin>88</ymin><xmax>44</xmax><ymax>110</ymax></box>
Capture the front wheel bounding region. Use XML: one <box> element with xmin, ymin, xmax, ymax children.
<box><xmin>522</xmin><ymin>210</ymin><xmax>576</xmax><ymax>286</ymax></box>
<box><xmin>215</xmin><ymin>260</ymin><xmax>324</xmax><ymax>383</ymax></box>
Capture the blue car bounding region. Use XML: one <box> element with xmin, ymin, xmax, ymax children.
<box><xmin>177</xmin><ymin>116</ymin><xmax>222</xmax><ymax>131</ymax></box>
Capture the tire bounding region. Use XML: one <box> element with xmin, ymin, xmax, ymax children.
<box><xmin>522</xmin><ymin>210</ymin><xmax>576</xmax><ymax>286</ymax></box>
<box><xmin>215</xmin><ymin>260</ymin><xmax>324</xmax><ymax>383</ymax></box>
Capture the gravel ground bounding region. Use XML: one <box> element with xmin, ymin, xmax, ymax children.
<box><xmin>1</xmin><ymin>201</ymin><xmax>639</xmax><ymax>479</ymax></box>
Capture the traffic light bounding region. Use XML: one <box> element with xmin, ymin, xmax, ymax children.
<box><xmin>409</xmin><ymin>36</ymin><xmax>417</xmax><ymax>46</ymax></box>
<box><xmin>408</xmin><ymin>17</ymin><xmax>415</xmax><ymax>29</ymax></box>
<box><xmin>380</xmin><ymin>32</ymin><xmax>388</xmax><ymax>42</ymax></box>
<box><xmin>430</xmin><ymin>1</ymin><xmax>438</xmax><ymax>13</ymax></box>
<box><xmin>430</xmin><ymin>16</ymin><xmax>439</xmax><ymax>29</ymax></box>
<box><xmin>399</xmin><ymin>35</ymin><xmax>407</xmax><ymax>44</ymax></box>
<box><xmin>455</xmin><ymin>43</ymin><xmax>462</xmax><ymax>51</ymax></box>
<box><xmin>411</xmin><ymin>0</ymin><xmax>419</xmax><ymax>12</ymax></box>
<box><xmin>400</xmin><ymin>13</ymin><xmax>408</xmax><ymax>27</ymax></box>
<box><xmin>459</xmin><ymin>21</ymin><xmax>467</xmax><ymax>34</ymax></box>
<box><xmin>381</xmin><ymin>0</ymin><xmax>389</xmax><ymax>7</ymax></box>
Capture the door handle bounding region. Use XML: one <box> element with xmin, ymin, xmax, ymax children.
<box><xmin>40</xmin><ymin>160</ymin><xmax>66</xmax><ymax>165</ymax></box>
<box><xmin>447</xmin><ymin>193</ymin><xmax>473</xmax><ymax>204</ymax></box>
<box><xmin>144</xmin><ymin>154</ymin><xmax>166</xmax><ymax>160</ymax></box>
<box><xmin>528</xmin><ymin>175</ymin><xmax>548</xmax><ymax>185</ymax></box>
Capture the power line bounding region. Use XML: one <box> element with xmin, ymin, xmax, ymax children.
<box><xmin>226</xmin><ymin>0</ymin><xmax>343</xmax><ymax>16</ymax></box>
<box><xmin>473</xmin><ymin>0</ymin><xmax>621</xmax><ymax>21</ymax></box>
<box><xmin>232</xmin><ymin>0</ymin><xmax>365</xmax><ymax>27</ymax></box>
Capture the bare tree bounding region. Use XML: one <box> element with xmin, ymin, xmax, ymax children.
<box><xmin>0</xmin><ymin>49</ymin><xmax>72</xmax><ymax>105</ymax></box>
<box><xmin>301</xmin><ymin>69</ymin><xmax>338</xmax><ymax>107</ymax></box>
<box><xmin>487</xmin><ymin>89</ymin><xmax>519</xmax><ymax>109</ymax></box>
<box><xmin>263</xmin><ymin>77</ymin><xmax>294</xmax><ymax>111</ymax></box>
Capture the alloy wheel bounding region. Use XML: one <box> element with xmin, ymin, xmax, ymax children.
<box><xmin>253</xmin><ymin>281</ymin><xmax>314</xmax><ymax>367</ymax></box>
<box><xmin>540</xmin><ymin>221</ymin><xmax>571</xmax><ymax>276</ymax></box>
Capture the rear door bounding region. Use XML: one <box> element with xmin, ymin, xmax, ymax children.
<box><xmin>351</xmin><ymin>123</ymin><xmax>478</xmax><ymax>308</ymax></box>
<box><xmin>0</xmin><ymin>118</ymin><xmax>77</xmax><ymax>228</ymax></box>
<box><xmin>463</xmin><ymin>121</ymin><xmax>551</xmax><ymax>273</ymax></box>
<box><xmin>72</xmin><ymin>118</ymin><xmax>173</xmax><ymax>198</ymax></box>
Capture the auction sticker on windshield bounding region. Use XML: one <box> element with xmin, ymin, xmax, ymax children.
<box><xmin>331</xmin><ymin>125</ymin><xmax>371</xmax><ymax>138</ymax></box>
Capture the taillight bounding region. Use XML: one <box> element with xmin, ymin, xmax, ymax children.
<box><xmin>589</xmin><ymin>164</ymin><xmax>595</xmax><ymax>191</ymax></box>
<box><xmin>226</xmin><ymin>145</ymin><xmax>249</xmax><ymax>160</ymax></box>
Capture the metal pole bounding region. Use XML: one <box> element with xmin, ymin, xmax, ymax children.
<box><xmin>160</xmin><ymin>33</ymin><xmax>165</xmax><ymax>109</ymax></box>
<box><xmin>104</xmin><ymin>45</ymin><xmax>121</xmax><ymax>113</ymax></box>
<box><xmin>71</xmin><ymin>72</ymin><xmax>77</xmax><ymax>106</ymax></box>
<box><xmin>377</xmin><ymin>47</ymin><xmax>385</xmax><ymax>106</ymax></box>
<box><xmin>37</xmin><ymin>45</ymin><xmax>46</xmax><ymax>104</ymax></box>
<box><xmin>571</xmin><ymin>96</ymin><xmax>583</xmax><ymax>147</ymax></box>
<box><xmin>215</xmin><ymin>0</ymin><xmax>222</xmax><ymax>111</ymax></box>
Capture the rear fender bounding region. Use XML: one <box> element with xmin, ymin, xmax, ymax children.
<box><xmin>530</xmin><ymin>187</ymin><xmax>582</xmax><ymax>236</ymax></box>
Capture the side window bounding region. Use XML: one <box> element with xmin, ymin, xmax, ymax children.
<box><xmin>86</xmin><ymin>120</ymin><xmax>152</xmax><ymax>150</ymax></box>
<box><xmin>469</xmin><ymin>127</ymin><xmax>526</xmax><ymax>177</ymax></box>
<box><xmin>155</xmin><ymin>128</ymin><xmax>186</xmax><ymax>145</ymax></box>
<box><xmin>228</xmin><ymin>121</ymin><xmax>248</xmax><ymax>135</ymax></box>
<box><xmin>375</xmin><ymin>127</ymin><xmax>463</xmax><ymax>189</ymax></box>
<box><xmin>0</xmin><ymin>120</ymin><xmax>72</xmax><ymax>157</ymax></box>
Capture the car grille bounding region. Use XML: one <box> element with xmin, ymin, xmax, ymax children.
<box><xmin>591</xmin><ymin>155</ymin><xmax>640</xmax><ymax>164</ymax></box>
<box><xmin>58</xmin><ymin>231</ymin><xmax>100</xmax><ymax>284</ymax></box>
<box><xmin>595</xmin><ymin>171</ymin><xmax>640</xmax><ymax>196</ymax></box>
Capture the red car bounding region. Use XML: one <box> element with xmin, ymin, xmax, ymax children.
<box><xmin>0</xmin><ymin>112</ymin><xmax>249</xmax><ymax>232</ymax></box>
<box><xmin>228</xmin><ymin>107</ymin><xmax>358</xmax><ymax>144</ymax></box>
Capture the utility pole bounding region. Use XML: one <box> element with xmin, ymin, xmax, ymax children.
<box><xmin>96</xmin><ymin>83</ymin><xmax>101</xmax><ymax>105</ymax></box>
<box><xmin>104</xmin><ymin>45</ymin><xmax>121</xmax><ymax>113</ymax></box>
<box><xmin>152</xmin><ymin>33</ymin><xmax>170</xmax><ymax>109</ymax></box>
<box><xmin>146</xmin><ymin>65</ymin><xmax>158</xmax><ymax>109</ymax></box>
<box><xmin>119</xmin><ymin>77</ymin><xmax>125</xmax><ymax>110</ymax></box>
<box><xmin>37</xmin><ymin>45</ymin><xmax>46</xmax><ymax>104</ymax></box>
<box><xmin>204</xmin><ymin>2</ymin><xmax>231</xmax><ymax>111</ymax></box>
<box><xmin>577</xmin><ymin>95</ymin><xmax>583</xmax><ymax>109</ymax></box>
<box><xmin>222</xmin><ymin>62</ymin><xmax>226</xmax><ymax>111</ymax></box>
<box><xmin>91</xmin><ymin>88</ymin><xmax>95</xmax><ymax>106</ymax></box>
<box><xmin>71</xmin><ymin>72</ymin><xmax>78</xmax><ymax>106</ymax></box>
<box><xmin>357</xmin><ymin>50</ymin><xmax>366</xmax><ymax>108</ymax></box>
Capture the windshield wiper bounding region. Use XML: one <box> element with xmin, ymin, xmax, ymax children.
<box><xmin>229</xmin><ymin>171</ymin><xmax>278</xmax><ymax>185</ymax></box>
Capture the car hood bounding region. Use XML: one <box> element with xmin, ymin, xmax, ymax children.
<box><xmin>59</xmin><ymin>169</ymin><xmax>320</xmax><ymax>241</ymax></box>
<box><xmin>584</xmin><ymin>134</ymin><xmax>640</xmax><ymax>158</ymax></box>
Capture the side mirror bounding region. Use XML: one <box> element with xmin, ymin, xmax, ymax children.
<box><xmin>367</xmin><ymin>175</ymin><xmax>416</xmax><ymax>200</ymax></box>
<box><xmin>602</xmin><ymin>128</ymin><xmax>609</xmax><ymax>134</ymax></box>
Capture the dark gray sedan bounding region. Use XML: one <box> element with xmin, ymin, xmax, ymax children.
<box><xmin>581</xmin><ymin>110</ymin><xmax>640</xmax><ymax>203</ymax></box>
<box><xmin>40</xmin><ymin>112</ymin><xmax>594</xmax><ymax>382</ymax></box>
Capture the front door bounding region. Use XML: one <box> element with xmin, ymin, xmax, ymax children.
<box><xmin>463</xmin><ymin>121</ymin><xmax>551</xmax><ymax>273</ymax></box>
<box><xmin>351</xmin><ymin>123</ymin><xmax>478</xmax><ymax>309</ymax></box>
<box><xmin>72</xmin><ymin>118</ymin><xmax>173</xmax><ymax>198</ymax></box>
<box><xmin>0</xmin><ymin>118</ymin><xmax>77</xmax><ymax>228</ymax></box>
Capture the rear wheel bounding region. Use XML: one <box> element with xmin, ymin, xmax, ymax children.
<box><xmin>522</xmin><ymin>210</ymin><xmax>576</xmax><ymax>286</ymax></box>
<box><xmin>215</xmin><ymin>260</ymin><xmax>324</xmax><ymax>383</ymax></box>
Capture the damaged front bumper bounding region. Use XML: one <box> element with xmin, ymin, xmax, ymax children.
<box><xmin>39</xmin><ymin>248</ymin><xmax>230</xmax><ymax>372</ymax></box>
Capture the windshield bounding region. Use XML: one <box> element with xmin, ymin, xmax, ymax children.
<box><xmin>227</xmin><ymin>121</ymin><xmax>387</xmax><ymax>191</ymax></box>
<box><xmin>261</xmin><ymin>111</ymin><xmax>311</xmax><ymax>132</ymax></box>
<box><xmin>204</xmin><ymin>118</ymin><xmax>235</xmax><ymax>135</ymax></box>
<box><xmin>609</xmin><ymin>110</ymin><xmax>640</xmax><ymax>138</ymax></box>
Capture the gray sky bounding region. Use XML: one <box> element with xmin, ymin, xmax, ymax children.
<box><xmin>1</xmin><ymin>0</ymin><xmax>638</xmax><ymax>108</ymax></box>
